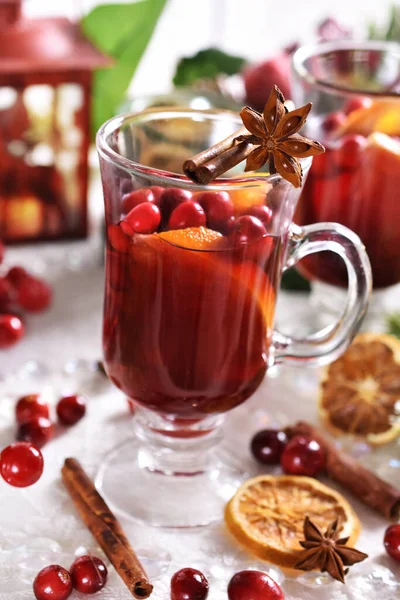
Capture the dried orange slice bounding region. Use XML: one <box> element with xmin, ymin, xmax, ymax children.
<box><xmin>225</xmin><ymin>475</ymin><xmax>360</xmax><ymax>569</ymax></box>
<box><xmin>336</xmin><ymin>99</ymin><xmax>400</xmax><ymax>137</ymax></box>
<box><xmin>158</xmin><ymin>226</ymin><xmax>228</xmax><ymax>250</ymax></box>
<box><xmin>319</xmin><ymin>333</ymin><xmax>400</xmax><ymax>445</ymax></box>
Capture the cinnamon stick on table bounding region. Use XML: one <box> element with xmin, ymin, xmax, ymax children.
<box><xmin>286</xmin><ymin>421</ymin><xmax>400</xmax><ymax>521</ymax></box>
<box><xmin>183</xmin><ymin>126</ymin><xmax>255</xmax><ymax>184</ymax></box>
<box><xmin>62</xmin><ymin>458</ymin><xmax>153</xmax><ymax>599</ymax></box>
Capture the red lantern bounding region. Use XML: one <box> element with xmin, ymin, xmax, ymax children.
<box><xmin>0</xmin><ymin>1</ymin><xmax>111</xmax><ymax>242</ymax></box>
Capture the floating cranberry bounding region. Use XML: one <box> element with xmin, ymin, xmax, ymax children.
<box><xmin>6</xmin><ymin>266</ymin><xmax>28</xmax><ymax>287</ymax></box>
<box><xmin>334</xmin><ymin>134</ymin><xmax>366</xmax><ymax>170</ymax></box>
<box><xmin>170</xmin><ymin>568</ymin><xmax>209</xmax><ymax>600</ymax></box>
<box><xmin>17</xmin><ymin>275</ymin><xmax>52</xmax><ymax>313</ymax></box>
<box><xmin>0</xmin><ymin>314</ymin><xmax>24</xmax><ymax>348</ymax></box>
<box><xmin>229</xmin><ymin>215</ymin><xmax>267</xmax><ymax>247</ymax></box>
<box><xmin>169</xmin><ymin>201</ymin><xmax>206</xmax><ymax>230</ymax></box>
<box><xmin>57</xmin><ymin>395</ymin><xmax>86</xmax><ymax>426</ymax></box>
<box><xmin>281</xmin><ymin>435</ymin><xmax>325</xmax><ymax>477</ymax></box>
<box><xmin>121</xmin><ymin>203</ymin><xmax>161</xmax><ymax>235</ymax></box>
<box><xmin>122</xmin><ymin>188</ymin><xmax>155</xmax><ymax>213</ymax></box>
<box><xmin>251</xmin><ymin>429</ymin><xmax>288</xmax><ymax>465</ymax></box>
<box><xmin>33</xmin><ymin>565</ymin><xmax>73</xmax><ymax>600</ymax></box>
<box><xmin>0</xmin><ymin>442</ymin><xmax>44</xmax><ymax>487</ymax></box>
<box><xmin>321</xmin><ymin>111</ymin><xmax>346</xmax><ymax>134</ymax></box>
<box><xmin>161</xmin><ymin>188</ymin><xmax>192</xmax><ymax>219</ymax></box>
<box><xmin>0</xmin><ymin>277</ymin><xmax>16</xmax><ymax>311</ymax></box>
<box><xmin>247</xmin><ymin>204</ymin><xmax>273</xmax><ymax>227</ymax></box>
<box><xmin>343</xmin><ymin>96</ymin><xmax>372</xmax><ymax>115</ymax></box>
<box><xmin>17</xmin><ymin>417</ymin><xmax>54</xmax><ymax>449</ymax></box>
<box><xmin>70</xmin><ymin>555</ymin><xmax>108</xmax><ymax>594</ymax></box>
<box><xmin>150</xmin><ymin>186</ymin><xmax>165</xmax><ymax>204</ymax></box>
<box><xmin>384</xmin><ymin>524</ymin><xmax>400</xmax><ymax>562</ymax></box>
<box><xmin>108</xmin><ymin>224</ymin><xmax>130</xmax><ymax>253</ymax></box>
<box><xmin>227</xmin><ymin>570</ymin><xmax>284</xmax><ymax>600</ymax></box>
<box><xmin>16</xmin><ymin>394</ymin><xmax>49</xmax><ymax>424</ymax></box>
<box><xmin>197</xmin><ymin>191</ymin><xmax>234</xmax><ymax>232</ymax></box>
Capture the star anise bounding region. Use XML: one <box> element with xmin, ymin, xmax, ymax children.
<box><xmin>294</xmin><ymin>517</ymin><xmax>368</xmax><ymax>583</ymax></box>
<box><xmin>237</xmin><ymin>85</ymin><xmax>325</xmax><ymax>188</ymax></box>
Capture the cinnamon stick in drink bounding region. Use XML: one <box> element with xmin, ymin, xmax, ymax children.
<box><xmin>62</xmin><ymin>458</ymin><xmax>153</xmax><ymax>598</ymax></box>
<box><xmin>286</xmin><ymin>421</ymin><xmax>400</xmax><ymax>521</ymax></box>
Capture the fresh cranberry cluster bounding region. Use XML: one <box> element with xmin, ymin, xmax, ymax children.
<box><xmin>109</xmin><ymin>186</ymin><xmax>272</xmax><ymax>246</ymax></box>
<box><xmin>0</xmin><ymin>240</ymin><xmax>53</xmax><ymax>349</ymax></box>
<box><xmin>33</xmin><ymin>555</ymin><xmax>107</xmax><ymax>600</ymax></box>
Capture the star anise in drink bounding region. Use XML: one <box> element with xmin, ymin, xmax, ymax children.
<box><xmin>294</xmin><ymin>517</ymin><xmax>368</xmax><ymax>583</ymax></box>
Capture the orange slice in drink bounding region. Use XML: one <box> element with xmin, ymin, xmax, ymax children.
<box><xmin>336</xmin><ymin>99</ymin><xmax>400</xmax><ymax>137</ymax></box>
<box><xmin>228</xmin><ymin>180</ymin><xmax>272</xmax><ymax>216</ymax></box>
<box><xmin>158</xmin><ymin>225</ymin><xmax>228</xmax><ymax>250</ymax></box>
<box><xmin>225</xmin><ymin>475</ymin><xmax>360</xmax><ymax>569</ymax></box>
<box><xmin>319</xmin><ymin>333</ymin><xmax>400</xmax><ymax>445</ymax></box>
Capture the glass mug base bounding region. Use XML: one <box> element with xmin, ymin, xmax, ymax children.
<box><xmin>309</xmin><ymin>281</ymin><xmax>400</xmax><ymax>333</ymax></box>
<box><xmin>95</xmin><ymin>407</ymin><xmax>246</xmax><ymax>528</ymax></box>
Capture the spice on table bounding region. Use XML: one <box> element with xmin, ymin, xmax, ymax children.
<box><xmin>183</xmin><ymin>85</ymin><xmax>324</xmax><ymax>186</ymax></box>
<box><xmin>294</xmin><ymin>517</ymin><xmax>368</xmax><ymax>583</ymax></box>
<box><xmin>286</xmin><ymin>421</ymin><xmax>400</xmax><ymax>521</ymax></box>
<box><xmin>61</xmin><ymin>458</ymin><xmax>153</xmax><ymax>599</ymax></box>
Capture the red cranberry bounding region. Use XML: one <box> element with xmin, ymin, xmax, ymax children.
<box><xmin>5</xmin><ymin>265</ymin><xmax>28</xmax><ymax>287</ymax></box>
<box><xmin>197</xmin><ymin>191</ymin><xmax>234</xmax><ymax>232</ymax></box>
<box><xmin>33</xmin><ymin>565</ymin><xmax>72</xmax><ymax>600</ymax></box>
<box><xmin>343</xmin><ymin>96</ymin><xmax>372</xmax><ymax>115</ymax></box>
<box><xmin>0</xmin><ymin>314</ymin><xmax>24</xmax><ymax>348</ymax></box>
<box><xmin>251</xmin><ymin>429</ymin><xmax>288</xmax><ymax>465</ymax></box>
<box><xmin>322</xmin><ymin>111</ymin><xmax>346</xmax><ymax>134</ymax></box>
<box><xmin>108</xmin><ymin>224</ymin><xmax>130</xmax><ymax>252</ymax></box>
<box><xmin>0</xmin><ymin>442</ymin><xmax>44</xmax><ymax>487</ymax></box>
<box><xmin>335</xmin><ymin>134</ymin><xmax>366</xmax><ymax>170</ymax></box>
<box><xmin>121</xmin><ymin>203</ymin><xmax>161</xmax><ymax>235</ymax></box>
<box><xmin>169</xmin><ymin>201</ymin><xmax>206</xmax><ymax>230</ymax></box>
<box><xmin>229</xmin><ymin>215</ymin><xmax>267</xmax><ymax>247</ymax></box>
<box><xmin>70</xmin><ymin>555</ymin><xmax>108</xmax><ymax>594</ymax></box>
<box><xmin>17</xmin><ymin>275</ymin><xmax>52</xmax><ymax>312</ymax></box>
<box><xmin>170</xmin><ymin>568</ymin><xmax>209</xmax><ymax>600</ymax></box>
<box><xmin>384</xmin><ymin>524</ymin><xmax>400</xmax><ymax>562</ymax></box>
<box><xmin>228</xmin><ymin>570</ymin><xmax>284</xmax><ymax>600</ymax></box>
<box><xmin>17</xmin><ymin>417</ymin><xmax>54</xmax><ymax>448</ymax></box>
<box><xmin>16</xmin><ymin>394</ymin><xmax>50</xmax><ymax>424</ymax></box>
<box><xmin>281</xmin><ymin>435</ymin><xmax>325</xmax><ymax>477</ymax></box>
<box><xmin>247</xmin><ymin>204</ymin><xmax>273</xmax><ymax>227</ymax></box>
<box><xmin>161</xmin><ymin>188</ymin><xmax>192</xmax><ymax>219</ymax></box>
<box><xmin>57</xmin><ymin>395</ymin><xmax>86</xmax><ymax>426</ymax></box>
<box><xmin>122</xmin><ymin>188</ymin><xmax>155</xmax><ymax>213</ymax></box>
<box><xmin>150</xmin><ymin>186</ymin><xmax>165</xmax><ymax>204</ymax></box>
<box><xmin>0</xmin><ymin>276</ymin><xmax>16</xmax><ymax>311</ymax></box>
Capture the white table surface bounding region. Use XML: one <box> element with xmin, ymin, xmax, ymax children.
<box><xmin>0</xmin><ymin>172</ymin><xmax>399</xmax><ymax>600</ymax></box>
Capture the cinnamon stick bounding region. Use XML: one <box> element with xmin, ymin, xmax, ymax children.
<box><xmin>62</xmin><ymin>458</ymin><xmax>153</xmax><ymax>598</ymax></box>
<box><xmin>286</xmin><ymin>422</ymin><xmax>400</xmax><ymax>521</ymax></box>
<box><xmin>183</xmin><ymin>126</ymin><xmax>255</xmax><ymax>184</ymax></box>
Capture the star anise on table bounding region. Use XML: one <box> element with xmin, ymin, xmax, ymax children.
<box><xmin>237</xmin><ymin>85</ymin><xmax>325</xmax><ymax>187</ymax></box>
<box><xmin>294</xmin><ymin>517</ymin><xmax>368</xmax><ymax>583</ymax></box>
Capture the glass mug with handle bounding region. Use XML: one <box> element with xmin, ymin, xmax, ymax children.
<box><xmin>96</xmin><ymin>107</ymin><xmax>371</xmax><ymax>528</ymax></box>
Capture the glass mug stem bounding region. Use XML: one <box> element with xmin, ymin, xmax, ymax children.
<box><xmin>273</xmin><ymin>223</ymin><xmax>372</xmax><ymax>366</ymax></box>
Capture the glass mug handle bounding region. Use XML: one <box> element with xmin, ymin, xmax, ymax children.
<box><xmin>273</xmin><ymin>223</ymin><xmax>372</xmax><ymax>367</ymax></box>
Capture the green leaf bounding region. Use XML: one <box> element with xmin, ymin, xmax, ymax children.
<box><xmin>173</xmin><ymin>48</ymin><xmax>246</xmax><ymax>87</ymax></box>
<box><xmin>386</xmin><ymin>312</ymin><xmax>400</xmax><ymax>339</ymax></box>
<box><xmin>81</xmin><ymin>0</ymin><xmax>167</xmax><ymax>138</ymax></box>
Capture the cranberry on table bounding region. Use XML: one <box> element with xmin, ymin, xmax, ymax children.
<box><xmin>0</xmin><ymin>276</ymin><xmax>16</xmax><ymax>311</ymax></box>
<box><xmin>169</xmin><ymin>201</ymin><xmax>206</xmax><ymax>230</ymax></box>
<box><xmin>228</xmin><ymin>570</ymin><xmax>284</xmax><ymax>600</ymax></box>
<box><xmin>0</xmin><ymin>442</ymin><xmax>44</xmax><ymax>487</ymax></box>
<box><xmin>321</xmin><ymin>111</ymin><xmax>346</xmax><ymax>134</ymax></box>
<box><xmin>70</xmin><ymin>555</ymin><xmax>108</xmax><ymax>594</ymax></box>
<box><xmin>247</xmin><ymin>205</ymin><xmax>273</xmax><ymax>227</ymax></box>
<box><xmin>161</xmin><ymin>188</ymin><xmax>192</xmax><ymax>219</ymax></box>
<box><xmin>57</xmin><ymin>395</ymin><xmax>86</xmax><ymax>426</ymax></box>
<box><xmin>122</xmin><ymin>188</ymin><xmax>156</xmax><ymax>213</ymax></box>
<box><xmin>196</xmin><ymin>191</ymin><xmax>234</xmax><ymax>232</ymax></box>
<box><xmin>170</xmin><ymin>568</ymin><xmax>209</xmax><ymax>600</ymax></box>
<box><xmin>5</xmin><ymin>265</ymin><xmax>28</xmax><ymax>286</ymax></box>
<box><xmin>281</xmin><ymin>435</ymin><xmax>325</xmax><ymax>477</ymax></box>
<box><xmin>121</xmin><ymin>203</ymin><xmax>161</xmax><ymax>235</ymax></box>
<box><xmin>33</xmin><ymin>565</ymin><xmax>73</xmax><ymax>600</ymax></box>
<box><xmin>384</xmin><ymin>524</ymin><xmax>400</xmax><ymax>562</ymax></box>
<box><xmin>251</xmin><ymin>429</ymin><xmax>288</xmax><ymax>465</ymax></box>
<box><xmin>0</xmin><ymin>314</ymin><xmax>24</xmax><ymax>348</ymax></box>
<box><xmin>229</xmin><ymin>216</ymin><xmax>267</xmax><ymax>247</ymax></box>
<box><xmin>16</xmin><ymin>394</ymin><xmax>50</xmax><ymax>424</ymax></box>
<box><xmin>17</xmin><ymin>417</ymin><xmax>54</xmax><ymax>449</ymax></box>
<box><xmin>16</xmin><ymin>275</ymin><xmax>52</xmax><ymax>313</ymax></box>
